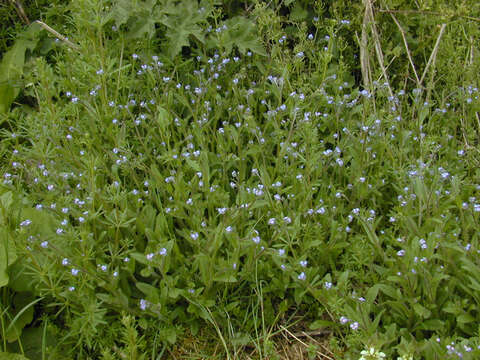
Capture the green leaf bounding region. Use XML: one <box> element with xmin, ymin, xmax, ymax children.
<box><xmin>457</xmin><ymin>313</ymin><xmax>475</xmax><ymax>324</ymax></box>
<box><xmin>213</xmin><ymin>273</ymin><xmax>237</xmax><ymax>283</ymax></box>
<box><xmin>0</xmin><ymin>191</ymin><xmax>13</xmax><ymax>211</ymax></box>
<box><xmin>8</xmin><ymin>260</ymin><xmax>34</xmax><ymax>292</ymax></box>
<box><xmin>337</xmin><ymin>270</ymin><xmax>349</xmax><ymax>289</ymax></box>
<box><xmin>216</xmin><ymin>17</ymin><xmax>266</xmax><ymax>56</ymax></box>
<box><xmin>0</xmin><ymin>353</ymin><xmax>29</xmax><ymax>360</ymax></box>
<box><xmin>110</xmin><ymin>0</ymin><xmax>134</xmax><ymax>27</ymax></box>
<box><xmin>413</xmin><ymin>303</ymin><xmax>431</xmax><ymax>319</ymax></box>
<box><xmin>0</xmin><ymin>24</ymin><xmax>41</xmax><ymax>113</ymax></box>
<box><xmin>127</xmin><ymin>17</ymin><xmax>156</xmax><ymax>39</ymax></box>
<box><xmin>378</xmin><ymin>284</ymin><xmax>398</xmax><ymax>299</ymax></box>
<box><xmin>290</xmin><ymin>2</ymin><xmax>308</xmax><ymax>21</ymax></box>
<box><xmin>110</xmin><ymin>0</ymin><xmax>157</xmax><ymax>28</ymax></box>
<box><xmin>157</xmin><ymin>1</ymin><xmax>211</xmax><ymax>58</ymax></box>
<box><xmin>136</xmin><ymin>282</ymin><xmax>160</xmax><ymax>304</ymax></box>
<box><xmin>0</xmin><ymin>231</ymin><xmax>17</xmax><ymax>288</ymax></box>
<box><xmin>130</xmin><ymin>252</ymin><xmax>151</xmax><ymax>266</ymax></box>
<box><xmin>309</xmin><ymin>319</ymin><xmax>335</xmax><ymax>330</ymax></box>
<box><xmin>156</xmin><ymin>105</ymin><xmax>172</xmax><ymax>130</ymax></box>
<box><xmin>366</xmin><ymin>284</ymin><xmax>381</xmax><ymax>304</ymax></box>
<box><xmin>5</xmin><ymin>293</ymin><xmax>41</xmax><ymax>343</ymax></box>
<box><xmin>158</xmin><ymin>327</ymin><xmax>176</xmax><ymax>344</ymax></box>
<box><xmin>418</xmin><ymin>319</ymin><xmax>444</xmax><ymax>331</ymax></box>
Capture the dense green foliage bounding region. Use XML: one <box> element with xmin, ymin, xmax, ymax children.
<box><xmin>1</xmin><ymin>0</ymin><xmax>479</xmax><ymax>359</ymax></box>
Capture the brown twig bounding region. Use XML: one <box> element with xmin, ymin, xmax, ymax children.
<box><xmin>469</xmin><ymin>36</ymin><xmax>474</xmax><ymax>66</ymax></box>
<box><xmin>389</xmin><ymin>13</ymin><xmax>421</xmax><ymax>87</ymax></box>
<box><xmin>359</xmin><ymin>7</ymin><xmax>372</xmax><ymax>90</ymax></box>
<box><xmin>376</xmin><ymin>8</ymin><xmax>480</xmax><ymax>22</ymax></box>
<box><xmin>280</xmin><ymin>325</ymin><xmax>335</xmax><ymax>360</ymax></box>
<box><xmin>10</xmin><ymin>0</ymin><xmax>30</xmax><ymax>24</ymax></box>
<box><xmin>420</xmin><ymin>23</ymin><xmax>446</xmax><ymax>84</ymax></box>
<box><xmin>364</xmin><ymin>0</ymin><xmax>394</xmax><ymax>98</ymax></box>
<box><xmin>33</xmin><ymin>20</ymin><xmax>80</xmax><ymax>52</ymax></box>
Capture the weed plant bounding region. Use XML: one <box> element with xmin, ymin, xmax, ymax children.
<box><xmin>0</xmin><ymin>0</ymin><xmax>480</xmax><ymax>359</ymax></box>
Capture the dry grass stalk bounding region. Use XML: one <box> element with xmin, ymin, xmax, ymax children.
<box><xmin>363</xmin><ymin>0</ymin><xmax>394</xmax><ymax>98</ymax></box>
<box><xmin>376</xmin><ymin>8</ymin><xmax>480</xmax><ymax>23</ymax></box>
<box><xmin>279</xmin><ymin>325</ymin><xmax>335</xmax><ymax>360</ymax></box>
<box><xmin>10</xmin><ymin>0</ymin><xmax>30</xmax><ymax>24</ymax></box>
<box><xmin>34</xmin><ymin>20</ymin><xmax>80</xmax><ymax>52</ymax></box>
<box><xmin>359</xmin><ymin>8</ymin><xmax>372</xmax><ymax>90</ymax></box>
<box><xmin>420</xmin><ymin>23</ymin><xmax>446</xmax><ymax>84</ymax></box>
<box><xmin>389</xmin><ymin>13</ymin><xmax>421</xmax><ymax>88</ymax></box>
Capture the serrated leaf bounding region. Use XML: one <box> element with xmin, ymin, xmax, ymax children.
<box><xmin>110</xmin><ymin>0</ymin><xmax>134</xmax><ymax>27</ymax></box>
<box><xmin>157</xmin><ymin>1</ymin><xmax>210</xmax><ymax>58</ymax></box>
<box><xmin>290</xmin><ymin>2</ymin><xmax>308</xmax><ymax>21</ymax></box>
<box><xmin>217</xmin><ymin>17</ymin><xmax>266</xmax><ymax>56</ymax></box>
<box><xmin>127</xmin><ymin>17</ymin><xmax>156</xmax><ymax>39</ymax></box>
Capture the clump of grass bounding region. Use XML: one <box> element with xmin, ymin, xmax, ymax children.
<box><xmin>1</xmin><ymin>0</ymin><xmax>480</xmax><ymax>359</ymax></box>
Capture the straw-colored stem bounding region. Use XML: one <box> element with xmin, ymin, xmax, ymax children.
<box><xmin>420</xmin><ymin>23</ymin><xmax>446</xmax><ymax>84</ymax></box>
<box><xmin>390</xmin><ymin>13</ymin><xmax>421</xmax><ymax>87</ymax></box>
<box><xmin>34</xmin><ymin>20</ymin><xmax>80</xmax><ymax>52</ymax></box>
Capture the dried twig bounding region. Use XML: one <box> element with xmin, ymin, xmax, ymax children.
<box><xmin>389</xmin><ymin>13</ymin><xmax>421</xmax><ymax>87</ymax></box>
<box><xmin>376</xmin><ymin>8</ymin><xmax>480</xmax><ymax>23</ymax></box>
<box><xmin>359</xmin><ymin>6</ymin><xmax>372</xmax><ymax>90</ymax></box>
<box><xmin>10</xmin><ymin>0</ymin><xmax>30</xmax><ymax>24</ymax></box>
<box><xmin>363</xmin><ymin>0</ymin><xmax>394</xmax><ymax>98</ymax></box>
<box><xmin>280</xmin><ymin>325</ymin><xmax>335</xmax><ymax>360</ymax></box>
<box><xmin>420</xmin><ymin>23</ymin><xmax>446</xmax><ymax>84</ymax></box>
<box><xmin>33</xmin><ymin>20</ymin><xmax>80</xmax><ymax>52</ymax></box>
<box><xmin>469</xmin><ymin>36</ymin><xmax>474</xmax><ymax>66</ymax></box>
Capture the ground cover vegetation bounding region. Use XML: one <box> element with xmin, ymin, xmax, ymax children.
<box><xmin>0</xmin><ymin>0</ymin><xmax>479</xmax><ymax>358</ymax></box>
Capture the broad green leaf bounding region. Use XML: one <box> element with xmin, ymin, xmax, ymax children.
<box><xmin>418</xmin><ymin>319</ymin><xmax>444</xmax><ymax>331</ymax></box>
<box><xmin>136</xmin><ymin>282</ymin><xmax>160</xmax><ymax>303</ymax></box>
<box><xmin>216</xmin><ymin>17</ymin><xmax>266</xmax><ymax>56</ymax></box>
<box><xmin>127</xmin><ymin>17</ymin><xmax>156</xmax><ymax>39</ymax></box>
<box><xmin>290</xmin><ymin>2</ymin><xmax>308</xmax><ymax>21</ymax></box>
<box><xmin>0</xmin><ymin>191</ymin><xmax>13</xmax><ymax>211</ymax></box>
<box><xmin>110</xmin><ymin>0</ymin><xmax>134</xmax><ymax>27</ymax></box>
<box><xmin>0</xmin><ymin>353</ymin><xmax>29</xmax><ymax>360</ymax></box>
<box><xmin>156</xmin><ymin>1</ymin><xmax>211</xmax><ymax>58</ymax></box>
<box><xmin>366</xmin><ymin>284</ymin><xmax>381</xmax><ymax>304</ymax></box>
<box><xmin>156</xmin><ymin>105</ymin><xmax>172</xmax><ymax>129</ymax></box>
<box><xmin>309</xmin><ymin>319</ymin><xmax>335</xmax><ymax>330</ymax></box>
<box><xmin>8</xmin><ymin>260</ymin><xmax>34</xmax><ymax>292</ymax></box>
<box><xmin>5</xmin><ymin>293</ymin><xmax>39</xmax><ymax>343</ymax></box>
<box><xmin>158</xmin><ymin>327</ymin><xmax>176</xmax><ymax>345</ymax></box>
<box><xmin>457</xmin><ymin>313</ymin><xmax>475</xmax><ymax>324</ymax></box>
<box><xmin>213</xmin><ymin>273</ymin><xmax>237</xmax><ymax>283</ymax></box>
<box><xmin>110</xmin><ymin>0</ymin><xmax>157</xmax><ymax>28</ymax></box>
<box><xmin>0</xmin><ymin>231</ymin><xmax>17</xmax><ymax>287</ymax></box>
<box><xmin>378</xmin><ymin>284</ymin><xmax>398</xmax><ymax>299</ymax></box>
<box><xmin>413</xmin><ymin>303</ymin><xmax>431</xmax><ymax>319</ymax></box>
<box><xmin>0</xmin><ymin>24</ymin><xmax>41</xmax><ymax>113</ymax></box>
